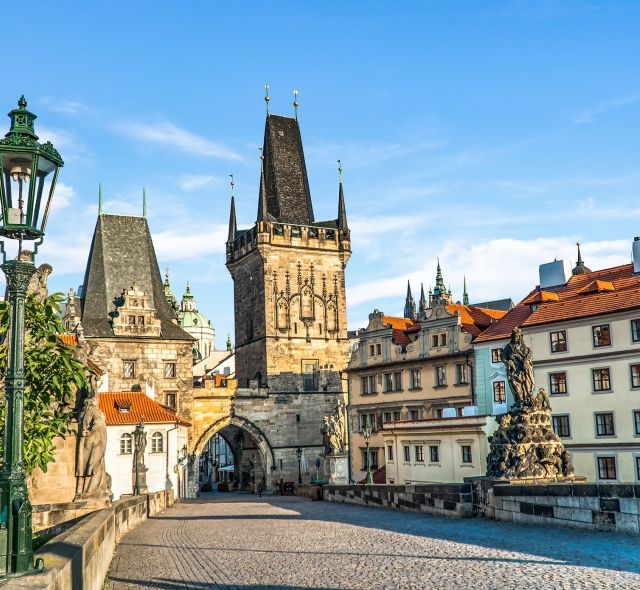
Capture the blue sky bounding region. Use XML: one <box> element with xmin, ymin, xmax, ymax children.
<box><xmin>2</xmin><ymin>1</ymin><xmax>639</xmax><ymax>344</ymax></box>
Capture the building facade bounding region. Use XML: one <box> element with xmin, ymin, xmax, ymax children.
<box><xmin>347</xmin><ymin>264</ymin><xmax>506</xmax><ymax>483</ymax></box>
<box><xmin>475</xmin><ymin>244</ymin><xmax>640</xmax><ymax>482</ymax></box>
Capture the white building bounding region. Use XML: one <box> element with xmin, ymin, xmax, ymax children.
<box><xmin>99</xmin><ymin>391</ymin><xmax>190</xmax><ymax>499</ymax></box>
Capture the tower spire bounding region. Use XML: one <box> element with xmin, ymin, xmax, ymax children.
<box><xmin>419</xmin><ymin>283</ymin><xmax>427</xmax><ymax>318</ymax></box>
<box><xmin>337</xmin><ymin>160</ymin><xmax>348</xmax><ymax>230</ymax></box>
<box><xmin>404</xmin><ymin>280</ymin><xmax>417</xmax><ymax>320</ymax></box>
<box><xmin>143</xmin><ymin>187</ymin><xmax>147</xmax><ymax>217</ymax></box>
<box><xmin>228</xmin><ymin>175</ymin><xmax>237</xmax><ymax>242</ymax></box>
<box><xmin>98</xmin><ymin>182</ymin><xmax>103</xmax><ymax>214</ymax></box>
<box><xmin>572</xmin><ymin>242</ymin><xmax>591</xmax><ymax>275</ymax></box>
<box><xmin>257</xmin><ymin>148</ymin><xmax>268</xmax><ymax>221</ymax></box>
<box><xmin>293</xmin><ymin>89</ymin><xmax>299</xmax><ymax>120</ymax></box>
<box><xmin>463</xmin><ymin>276</ymin><xmax>469</xmax><ymax>305</ymax></box>
<box><xmin>264</xmin><ymin>83</ymin><xmax>270</xmax><ymax>115</ymax></box>
<box><xmin>431</xmin><ymin>258</ymin><xmax>451</xmax><ymax>305</ymax></box>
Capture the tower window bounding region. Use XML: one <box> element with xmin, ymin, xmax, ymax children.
<box><xmin>123</xmin><ymin>360</ymin><xmax>136</xmax><ymax>379</ymax></box>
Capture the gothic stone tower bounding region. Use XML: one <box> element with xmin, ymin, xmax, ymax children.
<box><xmin>218</xmin><ymin>112</ymin><xmax>351</xmax><ymax>488</ymax></box>
<box><xmin>227</xmin><ymin>114</ymin><xmax>351</xmax><ymax>392</ymax></box>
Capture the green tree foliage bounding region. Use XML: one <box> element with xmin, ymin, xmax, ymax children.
<box><xmin>0</xmin><ymin>292</ymin><xmax>92</xmax><ymax>474</ymax></box>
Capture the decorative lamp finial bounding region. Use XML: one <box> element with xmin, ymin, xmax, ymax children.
<box><xmin>98</xmin><ymin>183</ymin><xmax>103</xmax><ymax>214</ymax></box>
<box><xmin>338</xmin><ymin>159</ymin><xmax>343</xmax><ymax>183</ymax></box>
<box><xmin>264</xmin><ymin>83</ymin><xmax>270</xmax><ymax>114</ymax></box>
<box><xmin>229</xmin><ymin>174</ymin><xmax>235</xmax><ymax>197</ymax></box>
<box><xmin>18</xmin><ymin>95</ymin><xmax>27</xmax><ymax>109</ymax></box>
<box><xmin>293</xmin><ymin>89</ymin><xmax>299</xmax><ymax>120</ymax></box>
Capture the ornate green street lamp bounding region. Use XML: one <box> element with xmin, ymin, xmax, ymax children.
<box><xmin>0</xmin><ymin>96</ymin><xmax>63</xmax><ymax>577</ymax></box>
<box><xmin>362</xmin><ymin>419</ymin><xmax>373</xmax><ymax>485</ymax></box>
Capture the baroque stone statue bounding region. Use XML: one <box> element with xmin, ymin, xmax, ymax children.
<box><xmin>321</xmin><ymin>404</ymin><xmax>346</xmax><ymax>455</ymax></box>
<box><xmin>74</xmin><ymin>384</ymin><xmax>112</xmax><ymax>503</ymax></box>
<box><xmin>486</xmin><ymin>328</ymin><xmax>576</xmax><ymax>480</ymax></box>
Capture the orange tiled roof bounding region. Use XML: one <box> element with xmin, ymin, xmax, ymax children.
<box><xmin>382</xmin><ymin>315</ymin><xmax>414</xmax><ymax>330</ymax></box>
<box><xmin>447</xmin><ymin>304</ymin><xmax>508</xmax><ymax>337</ymax></box>
<box><xmin>475</xmin><ymin>263</ymin><xmax>640</xmax><ymax>343</ymax></box>
<box><xmin>522</xmin><ymin>290</ymin><xmax>560</xmax><ymax>304</ymax></box>
<box><xmin>99</xmin><ymin>391</ymin><xmax>190</xmax><ymax>426</ymax></box>
<box><xmin>58</xmin><ymin>333</ymin><xmax>78</xmax><ymax>346</ymax></box>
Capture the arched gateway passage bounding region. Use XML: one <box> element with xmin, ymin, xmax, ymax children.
<box><xmin>193</xmin><ymin>415</ymin><xmax>275</xmax><ymax>492</ymax></box>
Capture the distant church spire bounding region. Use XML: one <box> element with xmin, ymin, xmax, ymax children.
<box><xmin>163</xmin><ymin>268</ymin><xmax>178</xmax><ymax>313</ymax></box>
<box><xmin>572</xmin><ymin>242</ymin><xmax>591</xmax><ymax>275</ymax></box>
<box><xmin>337</xmin><ymin>160</ymin><xmax>348</xmax><ymax>230</ymax></box>
<box><xmin>463</xmin><ymin>276</ymin><xmax>469</xmax><ymax>305</ymax></box>
<box><xmin>228</xmin><ymin>175</ymin><xmax>237</xmax><ymax>242</ymax></box>
<box><xmin>418</xmin><ymin>283</ymin><xmax>427</xmax><ymax>318</ymax></box>
<box><xmin>404</xmin><ymin>280</ymin><xmax>417</xmax><ymax>320</ymax></box>
<box><xmin>430</xmin><ymin>259</ymin><xmax>452</xmax><ymax>306</ymax></box>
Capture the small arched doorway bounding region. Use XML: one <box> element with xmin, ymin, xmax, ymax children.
<box><xmin>193</xmin><ymin>415</ymin><xmax>275</xmax><ymax>493</ymax></box>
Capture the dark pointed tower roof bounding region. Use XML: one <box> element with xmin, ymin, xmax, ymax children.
<box><xmin>433</xmin><ymin>259</ymin><xmax>446</xmax><ymax>297</ymax></box>
<box><xmin>337</xmin><ymin>161</ymin><xmax>348</xmax><ymax>230</ymax></box>
<box><xmin>572</xmin><ymin>242</ymin><xmax>591</xmax><ymax>275</ymax></box>
<box><xmin>260</xmin><ymin>114</ymin><xmax>314</xmax><ymax>225</ymax></box>
<box><xmin>463</xmin><ymin>276</ymin><xmax>469</xmax><ymax>305</ymax></box>
<box><xmin>404</xmin><ymin>280</ymin><xmax>417</xmax><ymax>320</ymax></box>
<box><xmin>228</xmin><ymin>193</ymin><xmax>237</xmax><ymax>241</ymax></box>
<box><xmin>163</xmin><ymin>270</ymin><xmax>178</xmax><ymax>312</ymax></box>
<box><xmin>80</xmin><ymin>214</ymin><xmax>192</xmax><ymax>340</ymax></box>
<box><xmin>418</xmin><ymin>283</ymin><xmax>427</xmax><ymax>318</ymax></box>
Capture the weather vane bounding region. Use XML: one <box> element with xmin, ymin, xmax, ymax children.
<box><xmin>264</xmin><ymin>83</ymin><xmax>270</xmax><ymax>114</ymax></box>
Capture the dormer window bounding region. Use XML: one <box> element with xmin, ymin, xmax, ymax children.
<box><xmin>115</xmin><ymin>400</ymin><xmax>132</xmax><ymax>414</ymax></box>
<box><xmin>128</xmin><ymin>315</ymin><xmax>136</xmax><ymax>325</ymax></box>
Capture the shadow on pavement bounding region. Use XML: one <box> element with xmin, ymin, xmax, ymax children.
<box><xmin>109</xmin><ymin>578</ymin><xmax>344</xmax><ymax>590</ymax></box>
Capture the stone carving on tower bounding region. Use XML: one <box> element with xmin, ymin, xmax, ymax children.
<box><xmin>111</xmin><ymin>284</ymin><xmax>162</xmax><ymax>337</ymax></box>
<box><xmin>486</xmin><ymin>328</ymin><xmax>576</xmax><ymax>480</ymax></box>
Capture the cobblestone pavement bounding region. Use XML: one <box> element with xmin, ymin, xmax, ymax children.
<box><xmin>108</xmin><ymin>493</ymin><xmax>640</xmax><ymax>590</ymax></box>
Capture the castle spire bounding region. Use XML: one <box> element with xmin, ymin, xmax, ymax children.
<box><xmin>228</xmin><ymin>175</ymin><xmax>237</xmax><ymax>242</ymax></box>
<box><xmin>404</xmin><ymin>280</ymin><xmax>417</xmax><ymax>320</ymax></box>
<box><xmin>572</xmin><ymin>242</ymin><xmax>591</xmax><ymax>275</ymax></box>
<box><xmin>257</xmin><ymin>148</ymin><xmax>268</xmax><ymax>221</ymax></box>
<box><xmin>463</xmin><ymin>275</ymin><xmax>469</xmax><ymax>305</ymax></box>
<box><xmin>430</xmin><ymin>259</ymin><xmax>452</xmax><ymax>305</ymax></box>
<box><xmin>337</xmin><ymin>160</ymin><xmax>348</xmax><ymax>230</ymax></box>
<box><xmin>419</xmin><ymin>283</ymin><xmax>427</xmax><ymax>318</ymax></box>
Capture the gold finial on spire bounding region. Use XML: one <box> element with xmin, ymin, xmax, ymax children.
<box><xmin>264</xmin><ymin>83</ymin><xmax>270</xmax><ymax>114</ymax></box>
<box><xmin>293</xmin><ymin>89</ymin><xmax>299</xmax><ymax>120</ymax></box>
<box><xmin>338</xmin><ymin>159</ymin><xmax>343</xmax><ymax>183</ymax></box>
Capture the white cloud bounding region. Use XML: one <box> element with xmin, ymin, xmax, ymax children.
<box><xmin>51</xmin><ymin>183</ymin><xmax>75</xmax><ymax>210</ymax></box>
<box><xmin>113</xmin><ymin>120</ymin><xmax>243</xmax><ymax>162</ymax></box>
<box><xmin>152</xmin><ymin>224</ymin><xmax>228</xmax><ymax>261</ymax></box>
<box><xmin>40</xmin><ymin>97</ymin><xmax>89</xmax><ymax>115</ymax></box>
<box><xmin>573</xmin><ymin>94</ymin><xmax>640</xmax><ymax>125</ymax></box>
<box><xmin>347</xmin><ymin>236</ymin><xmax>633</xmax><ymax>308</ymax></box>
<box><xmin>179</xmin><ymin>175</ymin><xmax>221</xmax><ymax>191</ymax></box>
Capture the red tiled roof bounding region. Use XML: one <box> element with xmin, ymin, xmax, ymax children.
<box><xmin>382</xmin><ymin>315</ymin><xmax>414</xmax><ymax>330</ymax></box>
<box><xmin>59</xmin><ymin>333</ymin><xmax>78</xmax><ymax>346</ymax></box>
<box><xmin>475</xmin><ymin>263</ymin><xmax>640</xmax><ymax>343</ymax></box>
<box><xmin>99</xmin><ymin>392</ymin><xmax>190</xmax><ymax>426</ymax></box>
<box><xmin>522</xmin><ymin>290</ymin><xmax>560</xmax><ymax>304</ymax></box>
<box><xmin>448</xmin><ymin>304</ymin><xmax>508</xmax><ymax>337</ymax></box>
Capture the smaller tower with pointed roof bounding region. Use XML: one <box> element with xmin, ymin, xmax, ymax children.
<box><xmin>178</xmin><ymin>283</ymin><xmax>215</xmax><ymax>362</ymax></box>
<box><xmin>404</xmin><ymin>280</ymin><xmax>417</xmax><ymax>320</ymax></box>
<box><xmin>572</xmin><ymin>242</ymin><xmax>592</xmax><ymax>276</ymax></box>
<box><xmin>429</xmin><ymin>259</ymin><xmax>453</xmax><ymax>307</ymax></box>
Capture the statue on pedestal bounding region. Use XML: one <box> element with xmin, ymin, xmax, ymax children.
<box><xmin>321</xmin><ymin>404</ymin><xmax>346</xmax><ymax>455</ymax></box>
<box><xmin>486</xmin><ymin>328</ymin><xmax>576</xmax><ymax>480</ymax></box>
<box><xmin>132</xmin><ymin>420</ymin><xmax>148</xmax><ymax>495</ymax></box>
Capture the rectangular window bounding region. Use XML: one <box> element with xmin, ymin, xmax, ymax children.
<box><xmin>387</xmin><ymin>445</ymin><xmax>394</xmax><ymax>461</ymax></box>
<box><xmin>123</xmin><ymin>360</ymin><xmax>136</xmax><ymax>379</ymax></box>
<box><xmin>166</xmin><ymin>392</ymin><xmax>176</xmax><ymax>410</ymax></box>
<box><xmin>393</xmin><ymin>371</ymin><xmax>403</xmax><ymax>391</ymax></box>
<box><xmin>410</xmin><ymin>368</ymin><xmax>421</xmax><ymax>389</ymax></box>
<box><xmin>128</xmin><ymin>315</ymin><xmax>136</xmax><ymax>325</ymax></box>
<box><xmin>631</xmin><ymin>365</ymin><xmax>640</xmax><ymax>389</ymax></box>
<box><xmin>550</xmin><ymin>331</ymin><xmax>567</xmax><ymax>353</ymax></box>
<box><xmin>383</xmin><ymin>411</ymin><xmax>392</xmax><ymax>423</ymax></box>
<box><xmin>415</xmin><ymin>445</ymin><xmax>424</xmax><ymax>462</ymax></box>
<box><xmin>359</xmin><ymin>413</ymin><xmax>376</xmax><ymax>431</ymax></box>
<box><xmin>384</xmin><ymin>373</ymin><xmax>393</xmax><ymax>392</ymax></box>
<box><xmin>368</xmin><ymin>375</ymin><xmax>376</xmax><ymax>393</ymax></box>
<box><xmin>409</xmin><ymin>409</ymin><xmax>420</xmax><ymax>420</ymax></box>
<box><xmin>429</xmin><ymin>445</ymin><xmax>439</xmax><ymax>463</ymax></box>
<box><xmin>632</xmin><ymin>319</ymin><xmax>640</xmax><ymax>343</ymax></box>
<box><xmin>491</xmin><ymin>348</ymin><xmax>502</xmax><ymax>364</ymax></box>
<box><xmin>549</xmin><ymin>372</ymin><xmax>567</xmax><ymax>395</ymax></box>
<box><xmin>552</xmin><ymin>414</ymin><xmax>571</xmax><ymax>438</ymax></box>
<box><xmin>493</xmin><ymin>381</ymin><xmax>506</xmax><ymax>403</ymax></box>
<box><xmin>440</xmin><ymin>333</ymin><xmax>447</xmax><ymax>346</ymax></box>
<box><xmin>393</xmin><ymin>411</ymin><xmax>401</xmax><ymax>421</ymax></box>
<box><xmin>376</xmin><ymin>343</ymin><xmax>382</xmax><ymax>356</ymax></box>
<box><xmin>456</xmin><ymin>363</ymin><xmax>469</xmax><ymax>384</ymax></box>
<box><xmin>164</xmin><ymin>362</ymin><xmax>176</xmax><ymax>379</ymax></box>
<box><xmin>435</xmin><ymin>366</ymin><xmax>447</xmax><ymax>387</ymax></box>
<box><xmin>593</xmin><ymin>324</ymin><xmax>612</xmax><ymax>348</ymax></box>
<box><xmin>361</xmin><ymin>376</ymin><xmax>368</xmax><ymax>394</ymax></box>
<box><xmin>370</xmin><ymin>449</ymin><xmax>379</xmax><ymax>470</ymax></box>
<box><xmin>634</xmin><ymin>410</ymin><xmax>640</xmax><ymax>436</ymax></box>
<box><xmin>403</xmin><ymin>445</ymin><xmax>410</xmax><ymax>462</ymax></box>
<box><xmin>137</xmin><ymin>316</ymin><xmax>145</xmax><ymax>325</ymax></box>
<box><xmin>120</xmin><ymin>434</ymin><xmax>132</xmax><ymax>454</ymax></box>
<box><xmin>434</xmin><ymin>408</ymin><xmax>443</xmax><ymax>418</ymax></box>
<box><xmin>597</xmin><ymin>456</ymin><xmax>617</xmax><ymax>480</ymax></box>
<box><xmin>431</xmin><ymin>334</ymin><xmax>439</xmax><ymax>348</ymax></box>
<box><xmin>593</xmin><ymin>368</ymin><xmax>611</xmax><ymax>392</ymax></box>
<box><xmin>303</xmin><ymin>361</ymin><xmax>319</xmax><ymax>391</ymax></box>
<box><xmin>636</xmin><ymin>457</ymin><xmax>640</xmax><ymax>481</ymax></box>
<box><xmin>595</xmin><ymin>412</ymin><xmax>615</xmax><ymax>436</ymax></box>
<box><xmin>461</xmin><ymin>445</ymin><xmax>472</xmax><ymax>463</ymax></box>
<box><xmin>369</xmin><ymin>344</ymin><xmax>375</xmax><ymax>357</ymax></box>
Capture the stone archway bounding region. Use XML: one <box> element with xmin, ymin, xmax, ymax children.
<box><xmin>192</xmin><ymin>415</ymin><xmax>275</xmax><ymax>494</ymax></box>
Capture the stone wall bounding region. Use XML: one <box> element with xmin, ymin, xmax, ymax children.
<box><xmin>325</xmin><ymin>484</ymin><xmax>474</xmax><ymax>518</ymax></box>
<box><xmin>3</xmin><ymin>490</ymin><xmax>174</xmax><ymax>590</ymax></box>
<box><xmin>472</xmin><ymin>480</ymin><xmax>640</xmax><ymax>535</ymax></box>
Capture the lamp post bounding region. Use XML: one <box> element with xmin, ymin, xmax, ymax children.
<box><xmin>362</xmin><ymin>419</ymin><xmax>373</xmax><ymax>485</ymax></box>
<box><xmin>132</xmin><ymin>420</ymin><xmax>146</xmax><ymax>496</ymax></box>
<box><xmin>0</xmin><ymin>97</ymin><xmax>63</xmax><ymax>577</ymax></box>
<box><xmin>295</xmin><ymin>447</ymin><xmax>303</xmax><ymax>484</ymax></box>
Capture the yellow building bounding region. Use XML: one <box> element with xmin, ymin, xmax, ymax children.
<box><xmin>475</xmin><ymin>245</ymin><xmax>640</xmax><ymax>482</ymax></box>
<box><xmin>347</xmin><ymin>264</ymin><xmax>506</xmax><ymax>483</ymax></box>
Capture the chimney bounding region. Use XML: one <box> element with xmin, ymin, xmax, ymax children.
<box><xmin>633</xmin><ymin>237</ymin><xmax>640</xmax><ymax>274</ymax></box>
<box><xmin>539</xmin><ymin>260</ymin><xmax>568</xmax><ymax>289</ymax></box>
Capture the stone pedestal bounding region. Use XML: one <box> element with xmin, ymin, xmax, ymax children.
<box><xmin>323</xmin><ymin>453</ymin><xmax>349</xmax><ymax>485</ymax></box>
<box><xmin>132</xmin><ymin>465</ymin><xmax>148</xmax><ymax>495</ymax></box>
